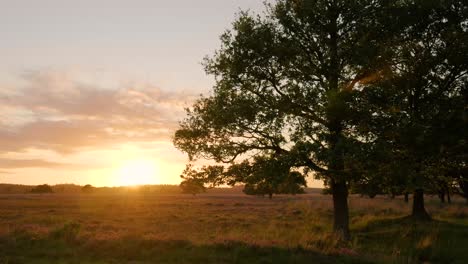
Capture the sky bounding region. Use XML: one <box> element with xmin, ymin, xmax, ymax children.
<box><xmin>0</xmin><ymin>0</ymin><xmax>323</xmax><ymax>187</ymax></box>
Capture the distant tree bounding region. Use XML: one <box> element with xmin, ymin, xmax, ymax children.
<box><xmin>180</xmin><ymin>179</ymin><xmax>206</xmax><ymax>196</ymax></box>
<box><xmin>232</xmin><ymin>156</ymin><xmax>306</xmax><ymax>199</ymax></box>
<box><xmin>350</xmin><ymin>177</ymin><xmax>383</xmax><ymax>199</ymax></box>
<box><xmin>454</xmin><ymin>167</ymin><xmax>468</xmax><ymax>203</ymax></box>
<box><xmin>31</xmin><ymin>184</ymin><xmax>54</xmax><ymax>194</ymax></box>
<box><xmin>179</xmin><ymin>166</ymin><xmax>210</xmax><ymax>195</ymax></box>
<box><xmin>81</xmin><ymin>184</ymin><xmax>95</xmax><ymax>193</ymax></box>
<box><xmin>240</xmin><ymin>169</ymin><xmax>306</xmax><ymax>199</ymax></box>
<box><xmin>353</xmin><ymin>152</ymin><xmax>412</xmax><ymax>200</ymax></box>
<box><xmin>425</xmin><ymin>168</ymin><xmax>454</xmax><ymax>204</ymax></box>
<box><xmin>243</xmin><ymin>182</ymin><xmax>274</xmax><ymax>198</ymax></box>
<box><xmin>459</xmin><ymin>177</ymin><xmax>468</xmax><ymax>203</ymax></box>
<box><xmin>278</xmin><ymin>171</ymin><xmax>307</xmax><ymax>196</ymax></box>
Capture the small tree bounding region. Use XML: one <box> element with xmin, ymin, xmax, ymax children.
<box><xmin>455</xmin><ymin>167</ymin><xmax>468</xmax><ymax>203</ymax></box>
<box><xmin>237</xmin><ymin>156</ymin><xmax>303</xmax><ymax>199</ymax></box>
<box><xmin>179</xmin><ymin>166</ymin><xmax>210</xmax><ymax>196</ymax></box>
<box><xmin>243</xmin><ymin>182</ymin><xmax>274</xmax><ymax>198</ymax></box>
<box><xmin>180</xmin><ymin>179</ymin><xmax>206</xmax><ymax>196</ymax></box>
<box><xmin>31</xmin><ymin>184</ymin><xmax>54</xmax><ymax>194</ymax></box>
<box><xmin>81</xmin><ymin>184</ymin><xmax>95</xmax><ymax>193</ymax></box>
<box><xmin>278</xmin><ymin>171</ymin><xmax>307</xmax><ymax>196</ymax></box>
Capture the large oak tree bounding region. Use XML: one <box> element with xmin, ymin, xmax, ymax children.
<box><xmin>174</xmin><ymin>0</ymin><xmax>397</xmax><ymax>239</ymax></box>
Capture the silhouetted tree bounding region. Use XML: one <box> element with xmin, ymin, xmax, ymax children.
<box><xmin>238</xmin><ymin>157</ymin><xmax>288</xmax><ymax>199</ymax></box>
<box><xmin>243</xmin><ymin>182</ymin><xmax>274</xmax><ymax>199</ymax></box>
<box><xmin>350</xmin><ymin>177</ymin><xmax>383</xmax><ymax>199</ymax></box>
<box><xmin>237</xmin><ymin>158</ymin><xmax>307</xmax><ymax>198</ymax></box>
<box><xmin>31</xmin><ymin>184</ymin><xmax>53</xmax><ymax>194</ymax></box>
<box><xmin>179</xmin><ymin>166</ymin><xmax>211</xmax><ymax>195</ymax></box>
<box><xmin>180</xmin><ymin>179</ymin><xmax>206</xmax><ymax>196</ymax></box>
<box><xmin>174</xmin><ymin>0</ymin><xmax>403</xmax><ymax>239</ymax></box>
<box><xmin>81</xmin><ymin>184</ymin><xmax>95</xmax><ymax>193</ymax></box>
<box><xmin>459</xmin><ymin>179</ymin><xmax>468</xmax><ymax>203</ymax></box>
<box><xmin>455</xmin><ymin>167</ymin><xmax>468</xmax><ymax>203</ymax></box>
<box><xmin>174</xmin><ymin>0</ymin><xmax>467</xmax><ymax>238</ymax></box>
<box><xmin>278</xmin><ymin>171</ymin><xmax>307</xmax><ymax>195</ymax></box>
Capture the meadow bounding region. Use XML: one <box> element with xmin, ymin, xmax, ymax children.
<box><xmin>0</xmin><ymin>190</ymin><xmax>467</xmax><ymax>264</ymax></box>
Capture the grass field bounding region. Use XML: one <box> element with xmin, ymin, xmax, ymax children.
<box><xmin>0</xmin><ymin>192</ymin><xmax>467</xmax><ymax>263</ymax></box>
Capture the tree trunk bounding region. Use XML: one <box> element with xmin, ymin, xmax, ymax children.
<box><xmin>268</xmin><ymin>193</ymin><xmax>273</xmax><ymax>200</ymax></box>
<box><xmin>404</xmin><ymin>192</ymin><xmax>409</xmax><ymax>203</ymax></box>
<box><xmin>325</xmin><ymin>9</ymin><xmax>350</xmax><ymax>241</ymax></box>
<box><xmin>459</xmin><ymin>176</ymin><xmax>468</xmax><ymax>202</ymax></box>
<box><xmin>331</xmin><ymin>180</ymin><xmax>350</xmax><ymax>240</ymax></box>
<box><xmin>438</xmin><ymin>190</ymin><xmax>446</xmax><ymax>203</ymax></box>
<box><xmin>412</xmin><ymin>189</ymin><xmax>430</xmax><ymax>220</ymax></box>
<box><xmin>443</xmin><ymin>184</ymin><xmax>451</xmax><ymax>204</ymax></box>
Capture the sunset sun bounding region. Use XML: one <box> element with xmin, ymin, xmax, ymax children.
<box><xmin>114</xmin><ymin>159</ymin><xmax>159</xmax><ymax>186</ymax></box>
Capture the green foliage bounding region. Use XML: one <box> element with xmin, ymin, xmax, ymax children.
<box><xmin>457</xmin><ymin>169</ymin><xmax>468</xmax><ymax>201</ymax></box>
<box><xmin>30</xmin><ymin>184</ymin><xmax>54</xmax><ymax>194</ymax></box>
<box><xmin>174</xmin><ymin>0</ymin><xmax>404</xmax><ymax>238</ymax></box>
<box><xmin>353</xmin><ymin>0</ymin><xmax>468</xmax><ymax>211</ymax></box>
<box><xmin>236</xmin><ymin>156</ymin><xmax>307</xmax><ymax>197</ymax></box>
<box><xmin>242</xmin><ymin>172</ymin><xmax>306</xmax><ymax>198</ymax></box>
<box><xmin>179</xmin><ymin>173</ymin><xmax>207</xmax><ymax>196</ymax></box>
<box><xmin>278</xmin><ymin>171</ymin><xmax>307</xmax><ymax>195</ymax></box>
<box><xmin>175</xmin><ymin>0</ymin><xmax>395</xmax><ymax>180</ymax></box>
<box><xmin>174</xmin><ymin>0</ymin><xmax>468</xmax><ymax>236</ymax></box>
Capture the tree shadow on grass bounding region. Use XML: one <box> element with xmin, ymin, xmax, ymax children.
<box><xmin>354</xmin><ymin>215</ymin><xmax>468</xmax><ymax>234</ymax></box>
<box><xmin>0</xmin><ymin>235</ymin><xmax>369</xmax><ymax>264</ymax></box>
<box><xmin>353</xmin><ymin>216</ymin><xmax>468</xmax><ymax>264</ymax></box>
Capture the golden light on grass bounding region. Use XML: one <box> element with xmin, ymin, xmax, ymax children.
<box><xmin>114</xmin><ymin>159</ymin><xmax>159</xmax><ymax>186</ymax></box>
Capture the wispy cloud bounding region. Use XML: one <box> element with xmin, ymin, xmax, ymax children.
<box><xmin>0</xmin><ymin>70</ymin><xmax>196</xmax><ymax>155</ymax></box>
<box><xmin>0</xmin><ymin>158</ymin><xmax>86</xmax><ymax>170</ymax></box>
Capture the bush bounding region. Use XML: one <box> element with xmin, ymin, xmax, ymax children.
<box><xmin>30</xmin><ymin>184</ymin><xmax>53</xmax><ymax>194</ymax></box>
<box><xmin>81</xmin><ymin>184</ymin><xmax>95</xmax><ymax>193</ymax></box>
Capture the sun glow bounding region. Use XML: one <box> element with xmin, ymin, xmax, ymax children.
<box><xmin>114</xmin><ymin>159</ymin><xmax>159</xmax><ymax>186</ymax></box>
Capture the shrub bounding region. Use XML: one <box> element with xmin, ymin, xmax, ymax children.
<box><xmin>81</xmin><ymin>184</ymin><xmax>95</xmax><ymax>193</ymax></box>
<box><xmin>30</xmin><ymin>184</ymin><xmax>53</xmax><ymax>194</ymax></box>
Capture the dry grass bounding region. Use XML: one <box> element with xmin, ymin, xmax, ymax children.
<box><xmin>0</xmin><ymin>192</ymin><xmax>466</xmax><ymax>263</ymax></box>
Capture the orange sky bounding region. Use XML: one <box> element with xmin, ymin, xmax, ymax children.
<box><xmin>0</xmin><ymin>1</ymin><xmax>323</xmax><ymax>188</ymax></box>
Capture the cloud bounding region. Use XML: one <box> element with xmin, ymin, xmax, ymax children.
<box><xmin>0</xmin><ymin>70</ymin><xmax>197</xmax><ymax>154</ymax></box>
<box><xmin>0</xmin><ymin>158</ymin><xmax>86</xmax><ymax>170</ymax></box>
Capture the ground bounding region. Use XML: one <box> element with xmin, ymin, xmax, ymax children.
<box><xmin>0</xmin><ymin>191</ymin><xmax>467</xmax><ymax>263</ymax></box>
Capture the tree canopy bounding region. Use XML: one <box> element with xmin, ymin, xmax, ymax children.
<box><xmin>174</xmin><ymin>0</ymin><xmax>468</xmax><ymax>239</ymax></box>
<box><xmin>355</xmin><ymin>0</ymin><xmax>467</xmax><ymax>218</ymax></box>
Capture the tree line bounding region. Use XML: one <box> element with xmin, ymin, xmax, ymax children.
<box><xmin>0</xmin><ymin>183</ymin><xmax>183</xmax><ymax>194</ymax></box>
<box><xmin>174</xmin><ymin>0</ymin><xmax>467</xmax><ymax>240</ymax></box>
